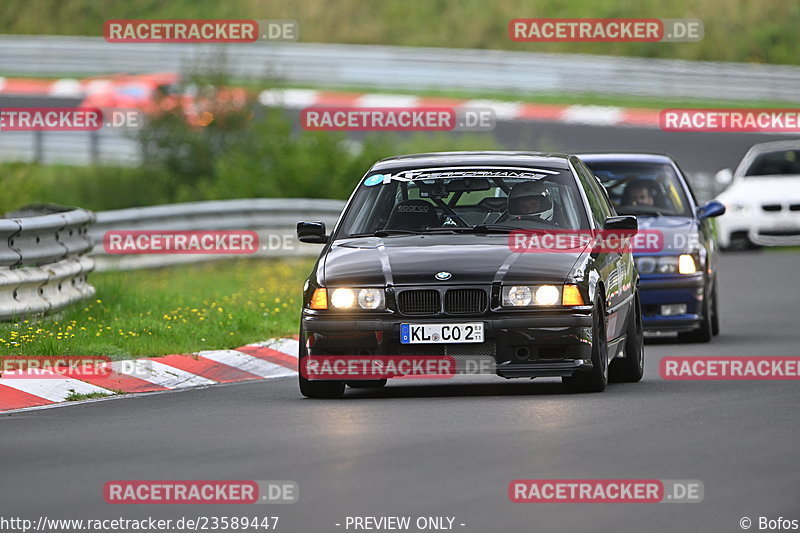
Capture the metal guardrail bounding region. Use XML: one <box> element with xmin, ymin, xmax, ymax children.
<box><xmin>2</xmin><ymin>36</ymin><xmax>800</xmax><ymax>103</ymax></box>
<box><xmin>0</xmin><ymin>206</ymin><xmax>96</xmax><ymax>320</ymax></box>
<box><xmin>89</xmin><ymin>198</ymin><xmax>346</xmax><ymax>271</ymax></box>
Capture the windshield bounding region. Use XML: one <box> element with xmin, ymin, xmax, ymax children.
<box><xmin>744</xmin><ymin>149</ymin><xmax>800</xmax><ymax>176</ymax></box>
<box><xmin>335</xmin><ymin>167</ymin><xmax>590</xmax><ymax>238</ymax></box>
<box><xmin>584</xmin><ymin>161</ymin><xmax>692</xmax><ymax>217</ymax></box>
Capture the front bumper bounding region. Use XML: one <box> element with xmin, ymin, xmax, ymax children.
<box><xmin>718</xmin><ymin>209</ymin><xmax>800</xmax><ymax>247</ymax></box>
<box><xmin>301</xmin><ymin>310</ymin><xmax>594</xmax><ymax>379</ymax></box>
<box><xmin>639</xmin><ymin>273</ymin><xmax>705</xmax><ymax>332</ymax></box>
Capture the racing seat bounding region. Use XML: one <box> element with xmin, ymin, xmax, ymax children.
<box><xmin>384</xmin><ymin>199</ymin><xmax>438</xmax><ymax>230</ymax></box>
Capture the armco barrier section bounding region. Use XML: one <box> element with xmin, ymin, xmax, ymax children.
<box><xmin>88</xmin><ymin>198</ymin><xmax>346</xmax><ymax>271</ymax></box>
<box><xmin>0</xmin><ymin>207</ymin><xmax>96</xmax><ymax>320</ymax></box>
<box><xmin>1</xmin><ymin>36</ymin><xmax>799</xmax><ymax>103</ymax></box>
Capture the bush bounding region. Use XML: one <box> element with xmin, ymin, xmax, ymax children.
<box><xmin>1</xmin><ymin>108</ymin><xmax>501</xmax><ymax>211</ymax></box>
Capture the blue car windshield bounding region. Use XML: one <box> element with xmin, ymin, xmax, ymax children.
<box><xmin>585</xmin><ymin>161</ymin><xmax>692</xmax><ymax>217</ymax></box>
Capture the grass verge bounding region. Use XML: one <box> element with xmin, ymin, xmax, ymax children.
<box><xmin>254</xmin><ymin>81</ymin><xmax>800</xmax><ymax>111</ymax></box>
<box><xmin>1</xmin><ymin>0</ymin><xmax>799</xmax><ymax>65</ymax></box>
<box><xmin>65</xmin><ymin>391</ymin><xmax>115</xmax><ymax>401</ymax></box>
<box><xmin>0</xmin><ymin>257</ymin><xmax>314</xmax><ymax>359</ymax></box>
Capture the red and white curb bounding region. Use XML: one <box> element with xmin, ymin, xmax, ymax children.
<box><xmin>0</xmin><ymin>75</ymin><xmax>662</xmax><ymax>129</ymax></box>
<box><xmin>0</xmin><ymin>76</ymin><xmax>87</xmax><ymax>98</ymax></box>
<box><xmin>258</xmin><ymin>88</ymin><xmax>662</xmax><ymax>129</ymax></box>
<box><xmin>0</xmin><ymin>339</ymin><xmax>299</xmax><ymax>412</ymax></box>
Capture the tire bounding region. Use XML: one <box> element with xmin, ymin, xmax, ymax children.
<box><xmin>297</xmin><ymin>329</ymin><xmax>345</xmax><ymax>399</ymax></box>
<box><xmin>347</xmin><ymin>379</ymin><xmax>388</xmax><ymax>389</ymax></box>
<box><xmin>563</xmin><ymin>295</ymin><xmax>608</xmax><ymax>393</ymax></box>
<box><xmin>609</xmin><ymin>290</ymin><xmax>644</xmax><ymax>383</ymax></box>
<box><xmin>710</xmin><ymin>278</ymin><xmax>720</xmax><ymax>336</ymax></box>
<box><xmin>678</xmin><ymin>281</ymin><xmax>713</xmax><ymax>343</ymax></box>
<box><xmin>299</xmin><ymin>374</ymin><xmax>346</xmax><ymax>399</ymax></box>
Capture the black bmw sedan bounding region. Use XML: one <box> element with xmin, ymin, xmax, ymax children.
<box><xmin>296</xmin><ymin>151</ymin><xmax>644</xmax><ymax>398</ymax></box>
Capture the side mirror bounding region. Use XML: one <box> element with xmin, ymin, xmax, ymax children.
<box><xmin>697</xmin><ymin>200</ymin><xmax>726</xmax><ymax>220</ymax></box>
<box><xmin>604</xmin><ymin>215</ymin><xmax>638</xmax><ymax>233</ymax></box>
<box><xmin>297</xmin><ymin>221</ymin><xmax>328</xmax><ymax>244</ymax></box>
<box><xmin>714</xmin><ymin>168</ymin><xmax>734</xmax><ymax>186</ymax></box>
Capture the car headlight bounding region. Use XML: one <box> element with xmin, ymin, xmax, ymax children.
<box><xmin>678</xmin><ymin>254</ymin><xmax>698</xmax><ymax>274</ymax></box>
<box><xmin>635</xmin><ymin>255</ymin><xmax>698</xmax><ymax>275</ymax></box>
<box><xmin>329</xmin><ymin>287</ymin><xmax>385</xmax><ymax>310</ymax></box>
<box><xmin>357</xmin><ymin>288</ymin><xmax>384</xmax><ymax>310</ymax></box>
<box><xmin>724</xmin><ymin>202</ymin><xmax>751</xmax><ymax>215</ymax></box>
<box><xmin>502</xmin><ymin>285</ymin><xmax>581</xmax><ymax>307</ymax></box>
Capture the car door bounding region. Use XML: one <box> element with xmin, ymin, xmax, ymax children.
<box><xmin>574</xmin><ymin>159</ymin><xmax>635</xmax><ymax>343</ymax></box>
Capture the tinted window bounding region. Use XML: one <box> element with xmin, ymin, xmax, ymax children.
<box><xmin>336</xmin><ymin>167</ymin><xmax>590</xmax><ymax>239</ymax></box>
<box><xmin>574</xmin><ymin>161</ymin><xmax>613</xmax><ymax>226</ymax></box>
<box><xmin>584</xmin><ymin>161</ymin><xmax>692</xmax><ymax>217</ymax></box>
<box><xmin>745</xmin><ymin>150</ymin><xmax>800</xmax><ymax>176</ymax></box>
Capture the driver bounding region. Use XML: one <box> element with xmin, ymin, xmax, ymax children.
<box><xmin>623</xmin><ymin>180</ymin><xmax>655</xmax><ymax>207</ymax></box>
<box><xmin>507</xmin><ymin>181</ymin><xmax>554</xmax><ymax>221</ymax></box>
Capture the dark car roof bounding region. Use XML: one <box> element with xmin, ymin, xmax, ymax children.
<box><xmin>370</xmin><ymin>151</ymin><xmax>574</xmax><ymax>173</ymax></box>
<box><xmin>576</xmin><ymin>152</ymin><xmax>676</xmax><ymax>164</ymax></box>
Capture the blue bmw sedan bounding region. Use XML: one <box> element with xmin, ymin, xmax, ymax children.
<box><xmin>579</xmin><ymin>153</ymin><xmax>725</xmax><ymax>342</ymax></box>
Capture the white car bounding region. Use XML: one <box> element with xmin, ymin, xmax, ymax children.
<box><xmin>715</xmin><ymin>140</ymin><xmax>800</xmax><ymax>249</ymax></box>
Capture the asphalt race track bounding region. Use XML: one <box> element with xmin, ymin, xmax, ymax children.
<box><xmin>1</xmin><ymin>93</ymin><xmax>798</xmax><ymax>532</ymax></box>
<box><xmin>1</xmin><ymin>249</ymin><xmax>798</xmax><ymax>532</ymax></box>
<box><xmin>3</xmin><ymin>93</ymin><xmax>799</xmax><ymax>181</ymax></box>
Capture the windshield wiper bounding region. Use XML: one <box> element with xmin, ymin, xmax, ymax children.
<box><xmin>464</xmin><ymin>224</ymin><xmax>520</xmax><ymax>233</ymax></box>
<box><xmin>420</xmin><ymin>224</ymin><xmax>520</xmax><ymax>234</ymax></box>
<box><xmin>617</xmin><ymin>206</ymin><xmax>665</xmax><ymax>217</ymax></box>
<box><xmin>348</xmin><ymin>229</ymin><xmax>425</xmax><ymax>238</ymax></box>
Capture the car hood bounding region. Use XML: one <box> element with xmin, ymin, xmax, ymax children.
<box><xmin>634</xmin><ymin>216</ymin><xmax>698</xmax><ymax>254</ymax></box>
<box><xmin>718</xmin><ymin>175</ymin><xmax>800</xmax><ymax>204</ymax></box>
<box><xmin>323</xmin><ymin>234</ymin><xmax>586</xmax><ymax>287</ymax></box>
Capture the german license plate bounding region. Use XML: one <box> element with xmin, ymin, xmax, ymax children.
<box><xmin>400</xmin><ymin>323</ymin><xmax>484</xmax><ymax>344</ymax></box>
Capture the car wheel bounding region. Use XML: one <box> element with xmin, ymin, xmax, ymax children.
<box><xmin>678</xmin><ymin>281</ymin><xmax>712</xmax><ymax>343</ymax></box>
<box><xmin>711</xmin><ymin>278</ymin><xmax>720</xmax><ymax>336</ymax></box>
<box><xmin>563</xmin><ymin>294</ymin><xmax>608</xmax><ymax>393</ymax></box>
<box><xmin>347</xmin><ymin>380</ymin><xmax>388</xmax><ymax>389</ymax></box>
<box><xmin>609</xmin><ymin>290</ymin><xmax>644</xmax><ymax>383</ymax></box>
<box><xmin>297</xmin><ymin>330</ymin><xmax>346</xmax><ymax>399</ymax></box>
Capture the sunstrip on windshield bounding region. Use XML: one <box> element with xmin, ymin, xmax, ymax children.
<box><xmin>365</xmin><ymin>166</ymin><xmax>561</xmax><ymax>185</ymax></box>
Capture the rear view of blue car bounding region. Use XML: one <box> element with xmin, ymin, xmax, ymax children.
<box><xmin>579</xmin><ymin>153</ymin><xmax>725</xmax><ymax>342</ymax></box>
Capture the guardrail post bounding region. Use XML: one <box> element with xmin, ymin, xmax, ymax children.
<box><xmin>89</xmin><ymin>130</ymin><xmax>99</xmax><ymax>165</ymax></box>
<box><xmin>33</xmin><ymin>130</ymin><xmax>44</xmax><ymax>163</ymax></box>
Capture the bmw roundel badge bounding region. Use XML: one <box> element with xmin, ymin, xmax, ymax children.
<box><xmin>435</xmin><ymin>271</ymin><xmax>452</xmax><ymax>281</ymax></box>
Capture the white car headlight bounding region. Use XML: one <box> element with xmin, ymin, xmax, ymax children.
<box><xmin>357</xmin><ymin>288</ymin><xmax>384</xmax><ymax>310</ymax></box>
<box><xmin>678</xmin><ymin>254</ymin><xmax>698</xmax><ymax>274</ymax></box>
<box><xmin>330</xmin><ymin>288</ymin><xmax>385</xmax><ymax>310</ymax></box>
<box><xmin>503</xmin><ymin>285</ymin><xmax>562</xmax><ymax>307</ymax></box>
<box><xmin>330</xmin><ymin>288</ymin><xmax>356</xmax><ymax>309</ymax></box>
<box><xmin>504</xmin><ymin>286</ymin><xmax>532</xmax><ymax>306</ymax></box>
<box><xmin>635</xmin><ymin>255</ymin><xmax>698</xmax><ymax>275</ymax></box>
<box><xmin>534</xmin><ymin>285</ymin><xmax>561</xmax><ymax>306</ymax></box>
<box><xmin>725</xmin><ymin>202</ymin><xmax>751</xmax><ymax>215</ymax></box>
